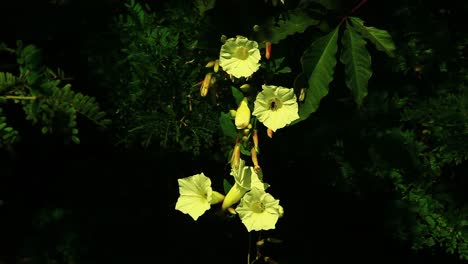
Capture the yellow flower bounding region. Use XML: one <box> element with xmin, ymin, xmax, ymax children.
<box><xmin>235</xmin><ymin>97</ymin><xmax>251</xmax><ymax>129</ymax></box>
<box><xmin>252</xmin><ymin>85</ymin><xmax>299</xmax><ymax>131</ymax></box>
<box><xmin>219</xmin><ymin>36</ymin><xmax>261</xmax><ymax>78</ymax></box>
<box><xmin>175</xmin><ymin>172</ymin><xmax>224</xmax><ymax>220</ymax></box>
<box><xmin>235</xmin><ymin>187</ymin><xmax>282</xmax><ymax>232</ymax></box>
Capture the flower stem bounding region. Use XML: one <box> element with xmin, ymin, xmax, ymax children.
<box><xmin>247</xmin><ymin>232</ymin><xmax>252</xmax><ymax>264</ymax></box>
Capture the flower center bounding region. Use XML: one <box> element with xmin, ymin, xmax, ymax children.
<box><xmin>235</xmin><ymin>47</ymin><xmax>250</xmax><ymax>60</ymax></box>
<box><xmin>251</xmin><ymin>201</ymin><xmax>265</xmax><ymax>213</ymax></box>
<box><xmin>268</xmin><ymin>98</ymin><xmax>282</xmax><ymax>111</ymax></box>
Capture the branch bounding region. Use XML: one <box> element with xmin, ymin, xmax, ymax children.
<box><xmin>339</xmin><ymin>0</ymin><xmax>369</xmax><ymax>25</ymax></box>
<box><xmin>1</xmin><ymin>95</ymin><xmax>37</xmax><ymax>100</ymax></box>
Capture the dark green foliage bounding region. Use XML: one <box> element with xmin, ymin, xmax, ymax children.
<box><xmin>401</xmin><ymin>93</ymin><xmax>468</xmax><ymax>170</ymax></box>
<box><xmin>91</xmin><ymin>0</ymin><xmax>220</xmax><ymax>156</ymax></box>
<box><xmin>0</xmin><ymin>42</ymin><xmax>110</xmax><ymax>147</ymax></box>
<box><xmin>0</xmin><ymin>108</ymin><xmax>19</xmax><ymax>146</ymax></box>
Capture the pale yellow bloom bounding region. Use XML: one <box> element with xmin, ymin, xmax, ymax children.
<box><xmin>236</xmin><ymin>187</ymin><xmax>282</xmax><ymax>232</ymax></box>
<box><xmin>219</xmin><ymin>36</ymin><xmax>261</xmax><ymax>78</ymax></box>
<box><xmin>175</xmin><ymin>172</ymin><xmax>223</xmax><ymax>220</ymax></box>
<box><xmin>252</xmin><ymin>85</ymin><xmax>299</xmax><ymax>131</ymax></box>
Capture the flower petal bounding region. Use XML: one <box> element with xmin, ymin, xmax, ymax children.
<box><xmin>219</xmin><ymin>36</ymin><xmax>261</xmax><ymax>78</ymax></box>
<box><xmin>235</xmin><ymin>188</ymin><xmax>281</xmax><ymax>232</ymax></box>
<box><xmin>175</xmin><ymin>173</ymin><xmax>213</xmax><ymax>220</ymax></box>
<box><xmin>252</xmin><ymin>85</ymin><xmax>299</xmax><ymax>131</ymax></box>
<box><xmin>175</xmin><ymin>195</ymin><xmax>211</xmax><ymax>221</ymax></box>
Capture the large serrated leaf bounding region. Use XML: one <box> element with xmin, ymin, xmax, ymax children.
<box><xmin>267</xmin><ymin>9</ymin><xmax>320</xmax><ymax>44</ymax></box>
<box><xmin>349</xmin><ymin>17</ymin><xmax>396</xmax><ymax>57</ymax></box>
<box><xmin>340</xmin><ymin>22</ymin><xmax>372</xmax><ymax>106</ymax></box>
<box><xmin>294</xmin><ymin>27</ymin><xmax>339</xmax><ymax>123</ymax></box>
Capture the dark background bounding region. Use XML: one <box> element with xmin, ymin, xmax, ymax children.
<box><xmin>0</xmin><ymin>0</ymin><xmax>466</xmax><ymax>263</ymax></box>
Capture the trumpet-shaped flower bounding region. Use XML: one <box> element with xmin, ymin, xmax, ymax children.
<box><xmin>236</xmin><ymin>187</ymin><xmax>282</xmax><ymax>232</ymax></box>
<box><xmin>219</xmin><ymin>36</ymin><xmax>261</xmax><ymax>78</ymax></box>
<box><xmin>175</xmin><ymin>172</ymin><xmax>223</xmax><ymax>220</ymax></box>
<box><xmin>222</xmin><ymin>159</ymin><xmax>269</xmax><ymax>210</ymax></box>
<box><xmin>252</xmin><ymin>85</ymin><xmax>299</xmax><ymax>132</ymax></box>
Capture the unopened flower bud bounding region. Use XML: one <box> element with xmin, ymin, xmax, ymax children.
<box><xmin>299</xmin><ymin>88</ymin><xmax>306</xmax><ymax>102</ymax></box>
<box><xmin>240</xmin><ymin>83</ymin><xmax>251</xmax><ymax>92</ymax></box>
<box><xmin>265</xmin><ymin>41</ymin><xmax>272</xmax><ymax>60</ymax></box>
<box><xmin>214</xmin><ymin>59</ymin><xmax>219</xmax><ymax>73</ymax></box>
<box><xmin>252</xmin><ymin>129</ymin><xmax>259</xmax><ymax>153</ymax></box>
<box><xmin>267</xmin><ymin>128</ymin><xmax>274</xmax><ymax>138</ymax></box>
<box><xmin>253</xmin><ymin>25</ymin><xmax>261</xmax><ymax>32</ymax></box>
<box><xmin>205</xmin><ymin>60</ymin><xmax>215</xmax><ymax>68</ymax></box>
<box><xmin>230</xmin><ymin>139</ymin><xmax>241</xmax><ymax>169</ymax></box>
<box><xmin>251</xmin><ymin>147</ymin><xmax>260</xmax><ymax>173</ymax></box>
<box><xmin>200</xmin><ymin>72</ymin><xmax>212</xmax><ymax>97</ymax></box>
<box><xmin>210</xmin><ymin>75</ymin><xmax>216</xmax><ymax>85</ymax></box>
<box><xmin>235</xmin><ymin>97</ymin><xmax>251</xmax><ymax>129</ymax></box>
<box><xmin>229</xmin><ymin>109</ymin><xmax>237</xmax><ymax>118</ymax></box>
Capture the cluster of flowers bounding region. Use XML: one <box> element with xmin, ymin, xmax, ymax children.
<box><xmin>176</xmin><ymin>34</ymin><xmax>298</xmax><ymax>232</ymax></box>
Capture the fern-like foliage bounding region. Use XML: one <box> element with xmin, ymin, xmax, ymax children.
<box><xmin>0</xmin><ymin>42</ymin><xmax>110</xmax><ymax>147</ymax></box>
<box><xmin>88</xmin><ymin>0</ymin><xmax>220</xmax><ymax>156</ymax></box>
<box><xmin>401</xmin><ymin>92</ymin><xmax>468</xmax><ymax>170</ymax></box>
<box><xmin>0</xmin><ymin>108</ymin><xmax>19</xmax><ymax>147</ymax></box>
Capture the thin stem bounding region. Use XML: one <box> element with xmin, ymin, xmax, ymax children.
<box><xmin>350</xmin><ymin>0</ymin><xmax>369</xmax><ymax>15</ymax></box>
<box><xmin>339</xmin><ymin>0</ymin><xmax>369</xmax><ymax>25</ymax></box>
<box><xmin>247</xmin><ymin>232</ymin><xmax>252</xmax><ymax>264</ymax></box>
<box><xmin>1</xmin><ymin>95</ymin><xmax>37</xmax><ymax>100</ymax></box>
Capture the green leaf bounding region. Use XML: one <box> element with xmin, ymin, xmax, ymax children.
<box><xmin>219</xmin><ymin>112</ymin><xmax>237</xmax><ymax>140</ymax></box>
<box><xmin>425</xmin><ymin>237</ymin><xmax>436</xmax><ymax>247</ymax></box>
<box><xmin>349</xmin><ymin>17</ymin><xmax>396</xmax><ymax>57</ymax></box>
<box><xmin>71</xmin><ymin>136</ymin><xmax>80</xmax><ymax>144</ymax></box>
<box><xmin>267</xmin><ymin>9</ymin><xmax>320</xmax><ymax>44</ymax></box>
<box><xmin>294</xmin><ymin>27</ymin><xmax>339</xmax><ymax>122</ymax></box>
<box><xmin>223</xmin><ymin>179</ymin><xmax>232</xmax><ymax>195</ymax></box>
<box><xmin>277</xmin><ymin>67</ymin><xmax>292</xmax><ymax>74</ymax></box>
<box><xmin>240</xmin><ymin>143</ymin><xmax>251</xmax><ymax>156</ymax></box>
<box><xmin>340</xmin><ymin>22</ymin><xmax>372</xmax><ymax>106</ymax></box>
<box><xmin>231</xmin><ymin>86</ymin><xmax>244</xmax><ymax>106</ymax></box>
<box><xmin>195</xmin><ymin>0</ymin><xmax>216</xmax><ymax>17</ymax></box>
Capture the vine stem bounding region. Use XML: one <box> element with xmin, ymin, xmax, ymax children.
<box><xmin>1</xmin><ymin>95</ymin><xmax>37</xmax><ymax>100</ymax></box>
<box><xmin>350</xmin><ymin>0</ymin><xmax>369</xmax><ymax>14</ymax></box>
<box><xmin>339</xmin><ymin>0</ymin><xmax>369</xmax><ymax>25</ymax></box>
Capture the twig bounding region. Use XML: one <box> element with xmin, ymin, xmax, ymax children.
<box><xmin>1</xmin><ymin>95</ymin><xmax>37</xmax><ymax>100</ymax></box>
<box><xmin>339</xmin><ymin>0</ymin><xmax>369</xmax><ymax>25</ymax></box>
